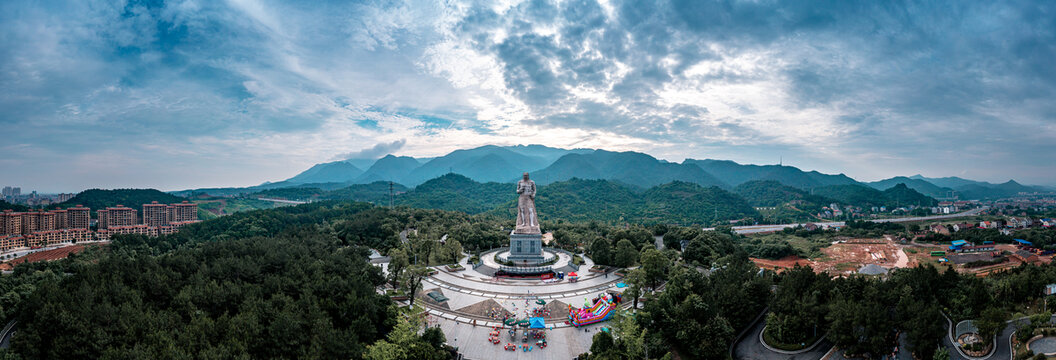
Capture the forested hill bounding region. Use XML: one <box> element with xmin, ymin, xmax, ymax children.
<box><xmin>733</xmin><ymin>180</ymin><xmax>836</xmax><ymax>208</ymax></box>
<box><xmin>279</xmin><ymin>175</ymin><xmax>758</xmax><ymax>225</ymax></box>
<box><xmin>240</xmin><ymin>175</ymin><xmax>947</xmax><ymax>225</ymax></box>
<box><xmin>0</xmin><ymin>199</ymin><xmax>29</xmax><ymax>212</ymax></box>
<box><xmin>882</xmin><ymin>183</ymin><xmax>939</xmax><ymax>207</ymax></box>
<box><xmin>51</xmin><ymin>189</ymin><xmax>187</xmax><ymax>213</ymax></box>
<box><xmin>812</xmin><ymin>183</ymin><xmax>937</xmax><ymax>208</ymax></box>
<box><xmin>866</xmin><ymin>176</ymin><xmax>951</xmax><ymax>198</ymax></box>
<box><xmin>493</xmin><ymin>179</ymin><xmax>759</xmax><ymax>225</ymax></box>
<box><xmin>244</xmin><ymin>174</ymin><xmax>758</xmax><ymax>225</ymax></box>
<box><xmin>396</xmin><ymin>174</ymin><xmax>511</xmax><ymax>214</ymax></box>
<box><xmin>639</xmin><ymin>181</ymin><xmax>759</xmax><ymax>224</ymax></box>
<box><xmin>10</xmin><ymin>203</ymin><xmax>449</xmax><ymax>359</ymax></box>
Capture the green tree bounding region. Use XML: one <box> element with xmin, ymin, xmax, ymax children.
<box><xmin>364</xmin><ymin>314</ymin><xmax>446</xmax><ymax>360</ymax></box>
<box><xmin>388</xmin><ymin>247</ymin><xmax>409</xmax><ymax>288</ymax></box>
<box><xmin>625</xmin><ymin>268</ymin><xmax>646</xmax><ymax>310</ymax></box>
<box><xmin>766</xmin><ymin>265</ymin><xmax>830</xmax><ymax>345</ymax></box>
<box><xmin>588</xmin><ymin>330</ymin><xmax>617</xmax><ymax>359</ymax></box>
<box><xmin>441</xmin><ymin>239</ymin><xmax>463</xmax><ymax>264</ymax></box>
<box><xmin>934</xmin><ymin>347</ymin><xmax>950</xmax><ymax>360</ymax></box>
<box><xmin>614</xmin><ymin>239</ymin><xmax>638</xmax><ymax>268</ymax></box>
<box><xmin>590</xmin><ymin>237</ymin><xmax>612</xmax><ymax>266</ymax></box>
<box><xmin>898</xmin><ymin>286</ymin><xmax>945</xmax><ymax>359</ymax></box>
<box><xmin>976</xmin><ymin>308</ymin><xmax>1006</xmax><ymax>345</ymax></box>
<box><xmin>611</xmin><ymin>311</ymin><xmax>646</xmax><ymax>359</ymax></box>
<box><xmin>640</xmin><ymin>248</ymin><xmax>670</xmax><ymax>291</ymax></box>
<box><xmin>403</xmin><ymin>266</ymin><xmax>431</xmax><ymax>307</ymax></box>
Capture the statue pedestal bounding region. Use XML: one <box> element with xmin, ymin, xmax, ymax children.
<box><xmin>506</xmin><ymin>232</ymin><xmax>545</xmax><ymax>265</ymax></box>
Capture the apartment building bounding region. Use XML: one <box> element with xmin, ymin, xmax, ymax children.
<box><xmin>67</xmin><ymin>205</ymin><xmax>90</xmax><ymax>229</ymax></box>
<box><xmin>0</xmin><ymin>210</ymin><xmax>21</xmax><ymax>235</ymax></box>
<box><xmin>98</xmin><ymin>205</ymin><xmax>137</xmax><ymax>229</ymax></box>
<box><xmin>142</xmin><ymin>201</ymin><xmax>170</xmax><ymax>227</ymax></box>
<box><xmin>168</xmin><ymin>201</ymin><xmax>198</xmax><ymax>223</ymax></box>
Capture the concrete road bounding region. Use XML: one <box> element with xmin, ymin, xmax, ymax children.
<box><xmin>709</xmin><ymin>207</ymin><xmax>987</xmax><ymax>235</ymax></box>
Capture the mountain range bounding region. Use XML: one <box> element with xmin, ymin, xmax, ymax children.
<box><xmin>865</xmin><ymin>175</ymin><xmax>1049</xmax><ymax>200</ymax></box>
<box><xmin>240</xmin><ymin>174</ymin><xmax>761</xmax><ymax>225</ymax></box>
<box><xmin>176</xmin><ymin>144</ymin><xmax>1052</xmax><ymax>201</ymax></box>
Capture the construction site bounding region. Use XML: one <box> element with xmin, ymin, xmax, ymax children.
<box><xmin>750</xmin><ymin>236</ymin><xmax>1050</xmax><ymax>277</ymax></box>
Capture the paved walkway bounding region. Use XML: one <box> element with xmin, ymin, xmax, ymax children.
<box><xmin>428</xmin><ymin>313</ymin><xmax>603</xmax><ymax>360</ymax></box>
<box><xmin>376</xmin><ymin>250</ymin><xmax>625</xmax><ymax>359</ymax></box>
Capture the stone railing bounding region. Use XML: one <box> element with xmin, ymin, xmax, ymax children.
<box><xmin>498</xmin><ymin>264</ymin><xmax>557</xmax><ymax>272</ymax></box>
<box><xmin>496</xmin><ymin>253</ymin><xmax>557</xmax><ymax>264</ymax></box>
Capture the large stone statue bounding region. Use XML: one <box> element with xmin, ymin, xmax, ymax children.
<box><xmin>514</xmin><ymin>172</ymin><xmax>541</xmax><ymax>234</ymax></box>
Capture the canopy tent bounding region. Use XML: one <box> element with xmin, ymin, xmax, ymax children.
<box><xmin>504</xmin><ymin>318</ymin><xmax>517</xmax><ymax>326</ymax></box>
<box><xmin>535</xmin><ymin>300</ymin><xmax>546</xmax><ymax>305</ymax></box>
<box><xmin>568</xmin><ymin>272</ymin><xmax>578</xmax><ymax>277</ymax></box>
<box><xmin>615</xmin><ymin>282</ymin><xmax>626</xmax><ymax>288</ymax></box>
<box><xmin>529</xmin><ymin>317</ymin><xmax>545</xmax><ymax>329</ymax></box>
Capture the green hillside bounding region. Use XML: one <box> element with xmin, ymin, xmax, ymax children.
<box><xmin>326</xmin><ymin>181</ymin><xmax>408</xmax><ymax>204</ymax></box>
<box><xmin>286</xmin><ymin>161</ymin><xmax>363</xmax><ymax>184</ymax></box>
<box><xmin>813</xmin><ymin>183</ymin><xmax>936</xmax><ymax>208</ymax></box>
<box><xmin>684</xmin><ymin>159</ymin><xmax>860</xmax><ymax>188</ymax></box>
<box><xmin>533</xmin><ymin>150</ymin><xmax>727</xmax><ymax>188</ymax></box>
<box><xmin>529</xmin><ymin>178</ymin><xmax>643</xmax><ymax>222</ymax></box>
<box><xmin>733</xmin><ymin>180</ymin><xmax>834</xmax><ymax>208</ymax></box>
<box><xmin>397</xmin><ymin>174</ymin><xmax>510</xmax><ymax>214</ymax></box>
<box><xmin>52</xmin><ymin>189</ymin><xmax>187</xmax><ymax>216</ymax></box>
<box><xmin>812</xmin><ymin>184</ymin><xmax>886</xmax><ymax>206</ymax></box>
<box><xmin>639</xmin><ymin>181</ymin><xmax>759</xmax><ymax>224</ymax></box>
<box><xmin>882</xmin><ymin>183</ymin><xmax>938</xmax><ymax>207</ymax></box>
<box><xmin>867</xmin><ymin>176</ymin><xmax>951</xmax><ymax>198</ymax></box>
<box><xmin>0</xmin><ymin>200</ymin><xmax>29</xmax><ymax>212</ymax></box>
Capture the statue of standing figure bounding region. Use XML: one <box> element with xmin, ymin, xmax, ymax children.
<box><xmin>515</xmin><ymin>172</ymin><xmax>540</xmax><ymax>234</ymax></box>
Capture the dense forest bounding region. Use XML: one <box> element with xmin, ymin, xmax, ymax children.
<box><xmin>764</xmin><ymin>261</ymin><xmax>1056</xmax><ymax>359</ymax></box>
<box><xmin>2</xmin><ymin>202</ymin><xmax>458</xmax><ymax>359</ymax></box>
<box><xmin>0</xmin><ymin>200</ymin><xmax>28</xmax><ymax>212</ymax></box>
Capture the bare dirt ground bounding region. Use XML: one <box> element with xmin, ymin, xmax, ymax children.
<box><xmin>751</xmin><ymin>237</ymin><xmax>1055</xmax><ymax>277</ymax></box>
<box><xmin>813</xmin><ymin>239</ymin><xmax>903</xmax><ymax>274</ymax></box>
<box><xmin>750</xmin><ymin>256</ymin><xmax>812</xmax><ymax>273</ymax></box>
<box><xmin>0</xmin><ymin>244</ymin><xmax>99</xmax><ymax>271</ymax></box>
<box><xmin>752</xmin><ymin>238</ymin><xmax>932</xmax><ymax>275</ymax></box>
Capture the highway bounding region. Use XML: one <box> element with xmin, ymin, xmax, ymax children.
<box><xmin>256</xmin><ymin>197</ymin><xmax>308</xmax><ymax>205</ymax></box>
<box><xmin>707</xmin><ymin>207</ymin><xmax>987</xmax><ymax>235</ymax></box>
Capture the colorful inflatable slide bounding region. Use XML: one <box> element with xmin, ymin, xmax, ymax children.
<box><xmin>568</xmin><ymin>293</ymin><xmax>619</xmax><ymax>327</ymax></box>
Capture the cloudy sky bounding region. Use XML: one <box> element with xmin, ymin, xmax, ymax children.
<box><xmin>2</xmin><ymin>0</ymin><xmax>1054</xmax><ymax>192</ymax></box>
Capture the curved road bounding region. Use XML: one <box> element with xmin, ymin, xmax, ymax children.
<box><xmin>0</xmin><ymin>320</ymin><xmax>15</xmax><ymax>349</ymax></box>
<box><xmin>710</xmin><ymin>207</ymin><xmax>987</xmax><ymax>235</ymax></box>
<box><xmin>733</xmin><ymin>312</ymin><xmax>832</xmax><ymax>360</ymax></box>
<box><xmin>733</xmin><ymin>309</ymin><xmax>1025</xmax><ymax>360</ymax></box>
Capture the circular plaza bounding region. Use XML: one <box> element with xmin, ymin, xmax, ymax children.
<box><xmin>414</xmin><ymin>249</ymin><xmax>628</xmax><ymax>359</ymax></box>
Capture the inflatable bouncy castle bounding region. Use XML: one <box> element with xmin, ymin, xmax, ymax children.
<box><xmin>568</xmin><ymin>293</ymin><xmax>621</xmax><ymax>327</ymax></box>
